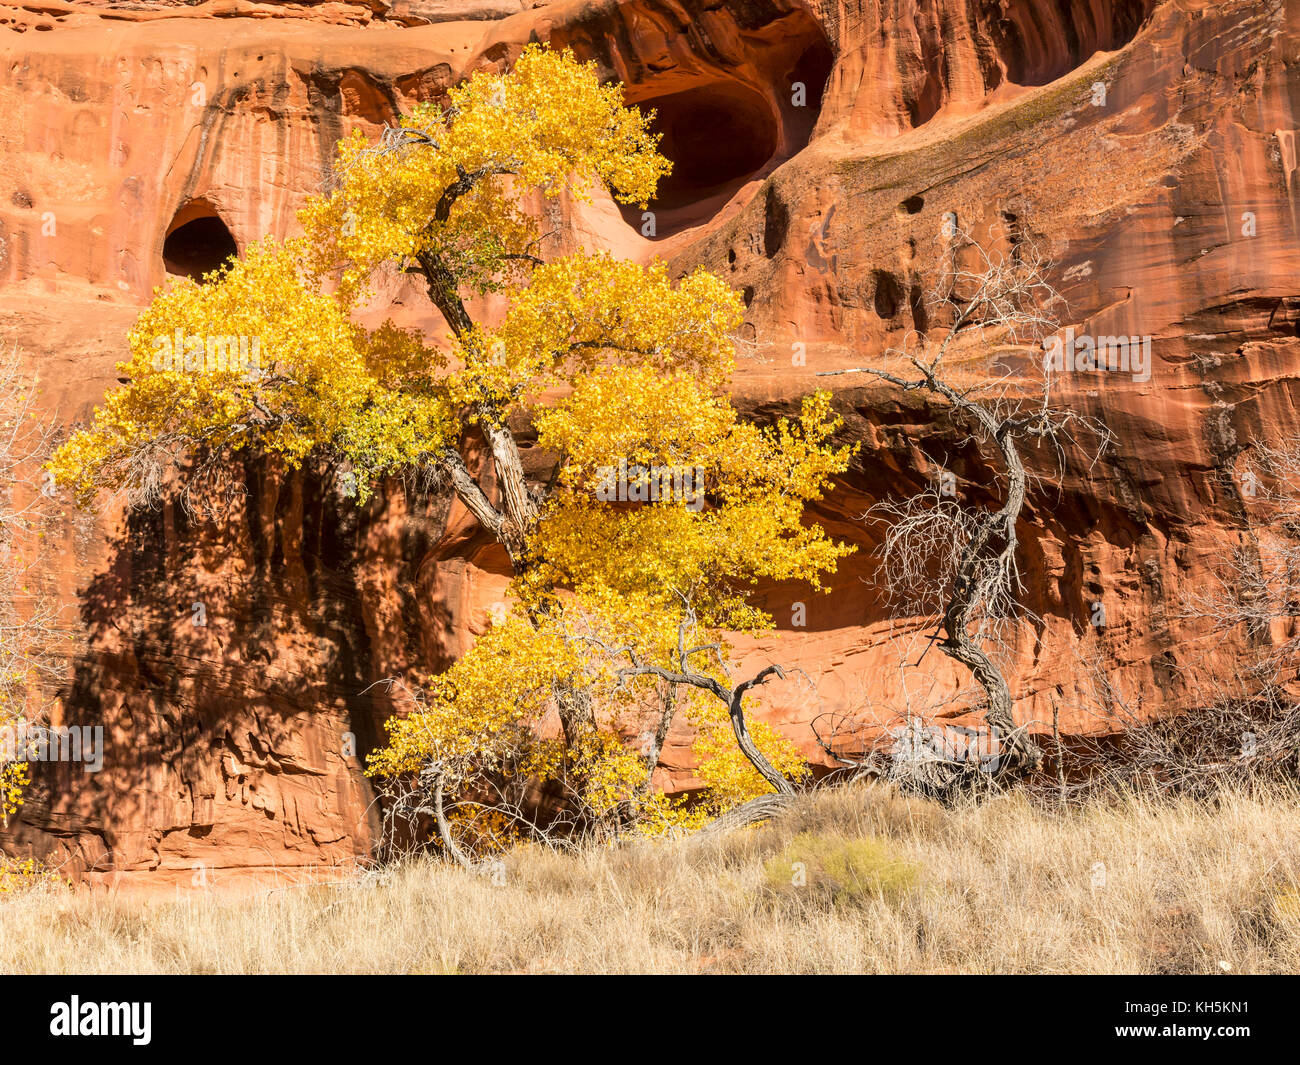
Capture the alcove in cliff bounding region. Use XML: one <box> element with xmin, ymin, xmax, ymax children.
<box><xmin>615</xmin><ymin>9</ymin><xmax>834</xmax><ymax>240</ymax></box>
<box><xmin>163</xmin><ymin>200</ymin><xmax>238</xmax><ymax>282</ymax></box>
<box><xmin>645</xmin><ymin>82</ymin><xmax>779</xmax><ymax>211</ymax></box>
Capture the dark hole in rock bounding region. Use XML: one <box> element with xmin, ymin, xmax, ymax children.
<box><xmin>873</xmin><ymin>270</ymin><xmax>903</xmax><ymax>319</ymax></box>
<box><xmin>645</xmin><ymin>83</ymin><xmax>778</xmax><ymax>209</ymax></box>
<box><xmin>163</xmin><ymin>209</ymin><xmax>238</xmax><ymax>282</ymax></box>
<box><xmin>763</xmin><ymin>185</ymin><xmax>789</xmax><ymax>258</ymax></box>
<box><xmin>909</xmin><ymin>282</ymin><xmax>929</xmax><ymax>333</ymax></box>
<box><xmin>609</xmin><ymin>7</ymin><xmax>833</xmax><ymax>240</ymax></box>
<box><xmin>899</xmin><ymin>195</ymin><xmax>925</xmax><ymax>215</ymax></box>
<box><xmin>784</xmin><ymin>40</ymin><xmax>834</xmax><ymax>144</ymax></box>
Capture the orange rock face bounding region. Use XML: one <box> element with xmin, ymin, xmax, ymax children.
<box><xmin>0</xmin><ymin>0</ymin><xmax>1297</xmax><ymax>886</ymax></box>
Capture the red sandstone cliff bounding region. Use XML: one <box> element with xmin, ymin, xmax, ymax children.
<box><xmin>0</xmin><ymin>0</ymin><xmax>1296</xmax><ymax>888</ymax></box>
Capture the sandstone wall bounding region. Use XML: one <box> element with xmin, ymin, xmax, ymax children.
<box><xmin>0</xmin><ymin>0</ymin><xmax>1296</xmax><ymax>887</ymax></box>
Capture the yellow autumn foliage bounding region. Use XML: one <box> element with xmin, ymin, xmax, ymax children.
<box><xmin>50</xmin><ymin>45</ymin><xmax>853</xmax><ymax>852</ymax></box>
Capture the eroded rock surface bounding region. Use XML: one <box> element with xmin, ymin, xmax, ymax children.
<box><xmin>0</xmin><ymin>0</ymin><xmax>1296</xmax><ymax>886</ymax></box>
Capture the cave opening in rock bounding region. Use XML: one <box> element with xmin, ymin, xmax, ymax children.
<box><xmin>614</xmin><ymin>10</ymin><xmax>834</xmax><ymax>239</ymax></box>
<box><xmin>641</xmin><ymin>83</ymin><xmax>779</xmax><ymax>210</ymax></box>
<box><xmin>785</xmin><ymin>38</ymin><xmax>835</xmax><ymax>144</ymax></box>
<box><xmin>163</xmin><ymin>203</ymin><xmax>238</xmax><ymax>282</ymax></box>
<box><xmin>872</xmin><ymin>270</ymin><xmax>903</xmax><ymax>319</ymax></box>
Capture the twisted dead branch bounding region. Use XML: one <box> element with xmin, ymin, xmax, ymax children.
<box><xmin>583</xmin><ymin>598</ymin><xmax>800</xmax><ymax>796</ymax></box>
<box><xmin>819</xmin><ymin>223</ymin><xmax>1111</xmax><ymax>776</ymax></box>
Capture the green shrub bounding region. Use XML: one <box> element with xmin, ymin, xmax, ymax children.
<box><xmin>762</xmin><ymin>832</ymin><xmax>918</xmax><ymax>909</ymax></box>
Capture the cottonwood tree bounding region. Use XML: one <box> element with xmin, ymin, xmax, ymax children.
<box><xmin>372</xmin><ymin>595</ymin><xmax>815</xmax><ymax>859</ymax></box>
<box><xmin>52</xmin><ymin>47</ymin><xmax>852</xmax><ymax>859</ymax></box>
<box><xmin>820</xmin><ymin>225</ymin><xmax>1107</xmax><ymax>778</ymax></box>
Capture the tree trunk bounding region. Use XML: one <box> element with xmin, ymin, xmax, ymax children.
<box><xmin>728</xmin><ymin>689</ymin><xmax>796</xmax><ymax>795</ymax></box>
<box><xmin>432</xmin><ymin>772</ymin><xmax>475</xmax><ymax>869</ymax></box>
<box><xmin>931</xmin><ymin>393</ymin><xmax>1043</xmax><ymax>771</ymax></box>
<box><xmin>699</xmin><ymin>793</ymin><xmax>793</xmax><ymax>834</ymax></box>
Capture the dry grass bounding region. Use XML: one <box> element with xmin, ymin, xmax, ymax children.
<box><xmin>4</xmin><ymin>782</ymin><xmax>1300</xmax><ymax>974</ymax></box>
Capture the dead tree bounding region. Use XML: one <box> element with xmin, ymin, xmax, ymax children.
<box><xmin>1181</xmin><ymin>435</ymin><xmax>1300</xmax><ymax>678</ymax></box>
<box><xmin>810</xmin><ymin>624</ymin><xmax>1026</xmax><ymax>798</ymax></box>
<box><xmin>0</xmin><ymin>343</ymin><xmax>63</xmax><ymax>827</ymax></box>
<box><xmin>819</xmin><ymin>225</ymin><xmax>1107</xmax><ymax>775</ymax></box>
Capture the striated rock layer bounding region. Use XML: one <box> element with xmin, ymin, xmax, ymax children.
<box><xmin>0</xmin><ymin>0</ymin><xmax>1296</xmax><ymax>887</ymax></box>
